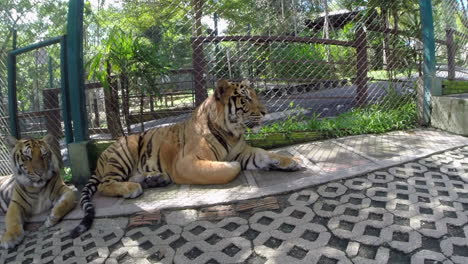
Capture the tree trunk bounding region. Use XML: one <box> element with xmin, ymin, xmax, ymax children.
<box><xmin>323</xmin><ymin>0</ymin><xmax>331</xmax><ymax>62</ymax></box>
<box><xmin>120</xmin><ymin>74</ymin><xmax>131</xmax><ymax>133</ymax></box>
<box><xmin>389</xmin><ymin>9</ymin><xmax>399</xmax><ymax>71</ymax></box>
<box><xmin>192</xmin><ymin>0</ymin><xmax>208</xmax><ymax>106</ymax></box>
<box><xmin>382</xmin><ymin>7</ymin><xmax>390</xmax><ymax>70</ymax></box>
<box><xmin>140</xmin><ymin>88</ymin><xmax>144</xmax><ymax>132</ymax></box>
<box><xmin>104</xmin><ymin>61</ymin><xmax>124</xmax><ymax>138</ymax></box>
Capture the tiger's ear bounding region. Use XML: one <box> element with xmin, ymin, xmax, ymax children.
<box><xmin>214</xmin><ymin>79</ymin><xmax>231</xmax><ymax>102</ymax></box>
<box><xmin>42</xmin><ymin>134</ymin><xmax>57</xmax><ymax>147</ymax></box>
<box><xmin>5</xmin><ymin>136</ymin><xmax>17</xmax><ymax>149</ymax></box>
<box><xmin>240</xmin><ymin>79</ymin><xmax>251</xmax><ymax>87</ymax></box>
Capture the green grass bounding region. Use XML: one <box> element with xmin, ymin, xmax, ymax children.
<box><xmin>367</xmin><ymin>70</ymin><xmax>418</xmax><ymax>80</ymax></box>
<box><xmin>246</xmin><ymin>94</ymin><xmax>417</xmax><ymax>140</ymax></box>
<box><xmin>442</xmin><ymin>80</ymin><xmax>468</xmax><ymax>95</ymax></box>
<box><xmin>61</xmin><ymin>167</ymin><xmax>73</xmax><ymax>183</ymax></box>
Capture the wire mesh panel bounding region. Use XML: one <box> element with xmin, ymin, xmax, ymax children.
<box><xmin>0</xmin><ymin>0</ymin><xmax>69</xmax><ymax>175</ymax></box>
<box><xmin>15</xmin><ymin>45</ymin><xmax>64</xmax><ymax>139</ymax></box>
<box><xmin>433</xmin><ymin>0</ymin><xmax>468</xmax><ymax>80</ymax></box>
<box><xmin>0</xmin><ymin>0</ymin><xmax>463</xmax><ymax>174</ymax></box>
<box><xmin>0</xmin><ymin>52</ymin><xmax>12</xmax><ymax>176</ymax></box>
<box><xmin>83</xmin><ymin>0</ymin><xmax>468</xmax><ymax>142</ymax></box>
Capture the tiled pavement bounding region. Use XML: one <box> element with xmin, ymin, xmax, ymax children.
<box><xmin>1</xmin><ymin>145</ymin><xmax>468</xmax><ymax>263</ymax></box>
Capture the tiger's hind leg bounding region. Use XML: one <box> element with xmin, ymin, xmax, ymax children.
<box><xmin>140</xmin><ymin>172</ymin><xmax>172</xmax><ymax>189</ymax></box>
<box><xmin>174</xmin><ymin>156</ymin><xmax>241</xmax><ymax>185</ymax></box>
<box><xmin>98</xmin><ymin>180</ymin><xmax>143</xmax><ymax>199</ymax></box>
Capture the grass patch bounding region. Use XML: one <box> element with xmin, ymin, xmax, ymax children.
<box><xmin>442</xmin><ymin>80</ymin><xmax>468</xmax><ymax>95</ymax></box>
<box><xmin>61</xmin><ymin>167</ymin><xmax>73</xmax><ymax>183</ymax></box>
<box><xmin>367</xmin><ymin>69</ymin><xmax>418</xmax><ymax>80</ymax></box>
<box><xmin>87</xmin><ymin>93</ymin><xmax>418</xmax><ymax>157</ymax></box>
<box><xmin>247</xmin><ymin>93</ymin><xmax>417</xmax><ymax>141</ymax></box>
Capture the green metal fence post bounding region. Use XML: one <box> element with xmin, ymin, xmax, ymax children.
<box><xmin>66</xmin><ymin>0</ymin><xmax>88</xmax><ymax>142</ymax></box>
<box><xmin>419</xmin><ymin>0</ymin><xmax>437</xmax><ymax>125</ymax></box>
<box><xmin>60</xmin><ymin>36</ymin><xmax>73</xmax><ymax>144</ymax></box>
<box><xmin>66</xmin><ymin>0</ymin><xmax>91</xmax><ymax>186</ymax></box>
<box><xmin>7</xmin><ymin>54</ymin><xmax>18</xmax><ymax>139</ymax></box>
<box><xmin>48</xmin><ymin>57</ymin><xmax>53</xmax><ymax>89</ymax></box>
<box><xmin>7</xmin><ymin>29</ymin><xmax>18</xmax><ymax>138</ymax></box>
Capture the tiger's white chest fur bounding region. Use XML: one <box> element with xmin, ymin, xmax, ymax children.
<box><xmin>32</xmin><ymin>196</ymin><xmax>53</xmax><ymax>215</ymax></box>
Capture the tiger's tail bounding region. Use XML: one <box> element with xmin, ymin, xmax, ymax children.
<box><xmin>70</xmin><ymin>175</ymin><xmax>100</xmax><ymax>238</ymax></box>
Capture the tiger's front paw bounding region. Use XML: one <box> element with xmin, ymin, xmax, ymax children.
<box><xmin>44</xmin><ymin>215</ymin><xmax>59</xmax><ymax>228</ymax></box>
<box><xmin>270</xmin><ymin>156</ymin><xmax>305</xmax><ymax>171</ymax></box>
<box><xmin>1</xmin><ymin>229</ymin><xmax>24</xmax><ymax>249</ymax></box>
<box><xmin>123</xmin><ymin>183</ymin><xmax>143</xmax><ymax>199</ymax></box>
<box><xmin>141</xmin><ymin>173</ymin><xmax>172</xmax><ymax>189</ymax></box>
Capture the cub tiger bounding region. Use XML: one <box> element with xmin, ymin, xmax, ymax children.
<box><xmin>0</xmin><ymin>135</ymin><xmax>77</xmax><ymax>249</ymax></box>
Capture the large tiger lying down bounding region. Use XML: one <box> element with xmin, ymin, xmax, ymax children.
<box><xmin>0</xmin><ymin>135</ymin><xmax>77</xmax><ymax>249</ymax></box>
<box><xmin>71</xmin><ymin>80</ymin><xmax>303</xmax><ymax>238</ymax></box>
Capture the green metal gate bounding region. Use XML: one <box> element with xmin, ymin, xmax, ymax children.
<box><xmin>7</xmin><ymin>34</ymin><xmax>72</xmax><ymax>144</ymax></box>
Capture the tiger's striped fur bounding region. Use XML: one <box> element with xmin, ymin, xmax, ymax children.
<box><xmin>70</xmin><ymin>80</ymin><xmax>303</xmax><ymax>238</ymax></box>
<box><xmin>0</xmin><ymin>135</ymin><xmax>77</xmax><ymax>249</ymax></box>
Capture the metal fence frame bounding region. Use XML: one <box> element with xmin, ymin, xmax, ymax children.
<box><xmin>7</xmin><ymin>35</ymin><xmax>73</xmax><ymax>144</ymax></box>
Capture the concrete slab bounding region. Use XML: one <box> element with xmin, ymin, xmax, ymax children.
<box><xmin>431</xmin><ymin>94</ymin><xmax>468</xmax><ymax>136</ymax></box>
<box><xmin>377</xmin><ymin>129</ymin><xmax>468</xmax><ymax>155</ymax></box>
<box><xmin>122</xmin><ymin>183</ymin><xmax>182</xmax><ymax>206</ymax></box>
<box><xmin>335</xmin><ymin>135</ymin><xmax>404</xmax><ymax>159</ymax></box>
<box><xmin>295</xmin><ymin>140</ymin><xmax>375</xmax><ymax>172</ymax></box>
<box><xmin>252</xmin><ymin>167</ymin><xmax>318</xmax><ymax>188</ymax></box>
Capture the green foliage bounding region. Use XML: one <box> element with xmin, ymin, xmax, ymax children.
<box><xmin>442</xmin><ymin>80</ymin><xmax>468</xmax><ymax>95</ymax></box>
<box><xmin>61</xmin><ymin>167</ymin><xmax>72</xmax><ymax>183</ymax></box>
<box><xmin>0</xmin><ymin>0</ymin><xmax>68</xmax><ymax>110</ymax></box>
<box><xmin>247</xmin><ymin>94</ymin><xmax>417</xmax><ymax>140</ymax></box>
<box><xmin>87</xmin><ymin>27</ymin><xmax>171</xmax><ymax>95</ymax></box>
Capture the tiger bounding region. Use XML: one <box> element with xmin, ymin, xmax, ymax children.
<box><xmin>0</xmin><ymin>135</ymin><xmax>77</xmax><ymax>249</ymax></box>
<box><xmin>70</xmin><ymin>79</ymin><xmax>303</xmax><ymax>238</ymax></box>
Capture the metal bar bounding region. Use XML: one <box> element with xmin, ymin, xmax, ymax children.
<box><xmin>60</xmin><ymin>36</ymin><xmax>73</xmax><ymax>144</ymax></box>
<box><xmin>237</xmin><ymin>77</ymin><xmax>350</xmax><ymax>82</ymax></box>
<box><xmin>367</xmin><ymin>25</ymin><xmax>447</xmax><ymax>45</ymax></box>
<box><xmin>7</xmin><ymin>53</ymin><xmax>18</xmax><ymax>139</ymax></box>
<box><xmin>195</xmin><ymin>35</ymin><xmax>355</xmax><ymax>47</ymax></box>
<box><xmin>67</xmin><ymin>0</ymin><xmax>88</xmax><ymax>142</ymax></box>
<box><xmin>222</xmin><ymin>58</ymin><xmax>352</xmax><ymax>65</ymax></box>
<box><xmin>10</xmin><ymin>36</ymin><xmax>61</xmax><ymax>56</ymax></box>
<box><xmin>7</xmin><ymin>29</ymin><xmax>18</xmax><ymax>138</ymax></box>
<box><xmin>48</xmin><ymin>57</ymin><xmax>53</xmax><ymax>89</ymax></box>
<box><xmin>419</xmin><ymin>0</ymin><xmax>436</xmax><ymax>125</ymax></box>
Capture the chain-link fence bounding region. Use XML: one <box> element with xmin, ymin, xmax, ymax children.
<box><xmin>0</xmin><ymin>0</ymin><xmax>467</xmax><ymax>175</ymax></box>
<box><xmin>0</xmin><ymin>0</ymin><xmax>69</xmax><ymax>175</ymax></box>
<box><xmin>433</xmin><ymin>0</ymin><xmax>468</xmax><ymax>81</ymax></box>
<box><xmin>82</xmin><ymin>0</ymin><xmax>466</xmax><ymax>141</ymax></box>
<box><xmin>0</xmin><ymin>48</ymin><xmax>11</xmax><ymax>176</ymax></box>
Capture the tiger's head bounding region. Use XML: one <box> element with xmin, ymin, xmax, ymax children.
<box><xmin>214</xmin><ymin>79</ymin><xmax>267</xmax><ymax>136</ymax></box>
<box><xmin>5</xmin><ymin>134</ymin><xmax>60</xmax><ymax>188</ymax></box>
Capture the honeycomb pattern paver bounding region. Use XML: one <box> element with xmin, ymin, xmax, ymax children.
<box><xmin>0</xmin><ymin>146</ymin><xmax>468</xmax><ymax>264</ymax></box>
